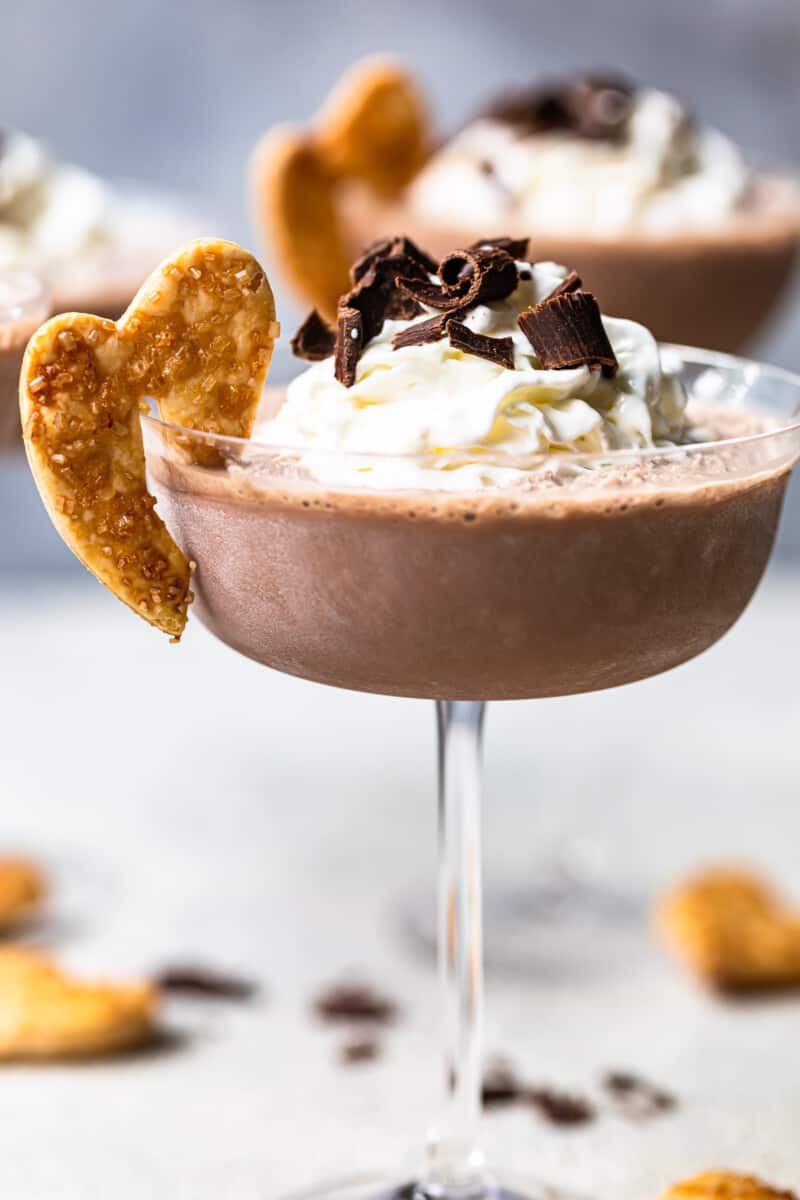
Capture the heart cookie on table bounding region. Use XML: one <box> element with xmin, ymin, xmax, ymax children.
<box><xmin>249</xmin><ymin>56</ymin><xmax>429</xmax><ymax>319</ymax></box>
<box><xmin>0</xmin><ymin>857</ymin><xmax>46</xmax><ymax>932</ymax></box>
<box><xmin>655</xmin><ymin>866</ymin><xmax>800</xmax><ymax>992</ymax></box>
<box><xmin>20</xmin><ymin>238</ymin><xmax>278</xmax><ymax>641</ymax></box>
<box><xmin>0</xmin><ymin>946</ymin><xmax>157</xmax><ymax>1060</ymax></box>
<box><xmin>661</xmin><ymin>1172</ymin><xmax>797</xmax><ymax>1200</ymax></box>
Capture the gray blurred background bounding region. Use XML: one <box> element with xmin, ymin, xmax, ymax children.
<box><xmin>3</xmin><ymin>0</ymin><xmax>800</xmax><ymax>566</ymax></box>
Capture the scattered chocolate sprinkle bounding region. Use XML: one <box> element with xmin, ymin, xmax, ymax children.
<box><xmin>314</xmin><ymin>983</ymin><xmax>397</xmax><ymax>1025</ymax></box>
<box><xmin>447</xmin><ymin>320</ymin><xmax>515</xmax><ymax>370</ymax></box>
<box><xmin>518</xmin><ymin>291</ymin><xmax>618</xmax><ymax>375</ymax></box>
<box><xmin>468</xmin><ymin>236</ymin><xmax>530</xmax><ymax>260</ymax></box>
<box><xmin>480</xmin><ymin>73</ymin><xmax>634</xmax><ymax>143</ymax></box>
<box><xmin>334</xmin><ymin>306</ymin><xmax>363</xmax><ymax>387</ymax></box>
<box><xmin>526</xmin><ymin>1086</ymin><xmax>596</xmax><ymax>1126</ymax></box>
<box><xmin>290</xmin><ymin>308</ymin><xmax>336</xmax><ymax>361</ymax></box>
<box><xmin>391</xmin><ymin>310</ymin><xmax>463</xmax><ymax>350</ymax></box>
<box><xmin>602</xmin><ymin>1071</ymin><xmax>676</xmax><ymax>1120</ymax></box>
<box><xmin>482</xmin><ymin>1060</ymin><xmax>524</xmax><ymax>1107</ymax></box>
<box><xmin>545</xmin><ymin>270</ymin><xmax>583</xmax><ymax>300</ymax></box>
<box><xmin>155</xmin><ymin>965</ymin><xmax>257</xmax><ymax>1001</ymax></box>
<box><xmin>339</xmin><ymin>1035</ymin><xmax>381</xmax><ymax>1065</ymax></box>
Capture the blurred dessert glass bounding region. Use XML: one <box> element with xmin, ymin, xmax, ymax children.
<box><xmin>0</xmin><ymin>268</ymin><xmax>48</xmax><ymax>453</ymax></box>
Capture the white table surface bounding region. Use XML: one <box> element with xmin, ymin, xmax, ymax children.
<box><xmin>0</xmin><ymin>567</ymin><xmax>799</xmax><ymax>1199</ymax></box>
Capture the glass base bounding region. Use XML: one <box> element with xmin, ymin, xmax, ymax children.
<box><xmin>281</xmin><ymin>1172</ymin><xmax>579</xmax><ymax>1200</ymax></box>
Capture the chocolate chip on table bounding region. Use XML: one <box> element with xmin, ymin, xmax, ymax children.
<box><xmin>155</xmin><ymin>965</ymin><xmax>258</xmax><ymax>1000</ymax></box>
<box><xmin>602</xmin><ymin>1070</ymin><xmax>676</xmax><ymax>1119</ymax></box>
<box><xmin>447</xmin><ymin>320</ymin><xmax>515</xmax><ymax>370</ymax></box>
<box><xmin>526</xmin><ymin>1086</ymin><xmax>596</xmax><ymax>1126</ymax></box>
<box><xmin>290</xmin><ymin>308</ymin><xmax>336</xmax><ymax>361</ymax></box>
<box><xmin>482</xmin><ymin>1059</ymin><xmax>525</xmax><ymax>1107</ymax></box>
<box><xmin>518</xmin><ymin>290</ymin><xmax>618</xmax><ymax>376</ymax></box>
<box><xmin>339</xmin><ymin>1035</ymin><xmax>381</xmax><ymax>1065</ymax></box>
<box><xmin>313</xmin><ymin>982</ymin><xmax>398</xmax><ymax>1025</ymax></box>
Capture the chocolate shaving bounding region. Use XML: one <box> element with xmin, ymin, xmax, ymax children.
<box><xmin>468</xmin><ymin>236</ymin><xmax>529</xmax><ymax>260</ymax></box>
<box><xmin>290</xmin><ymin>309</ymin><xmax>336</xmax><ymax>361</ymax></box>
<box><xmin>391</xmin><ymin>310</ymin><xmax>465</xmax><ymax>350</ymax></box>
<box><xmin>335</xmin><ymin>306</ymin><xmax>363</xmax><ymax>387</ymax></box>
<box><xmin>448</xmin><ymin>320</ymin><xmax>515</xmax><ymax>370</ymax></box>
<box><xmin>518</xmin><ymin>291</ymin><xmax>618</xmax><ymax>375</ymax></box>
<box><xmin>313</xmin><ymin>983</ymin><xmax>397</xmax><ymax>1025</ymax></box>
<box><xmin>351</xmin><ymin>235</ymin><xmax>436</xmax><ymax>283</ymax></box>
<box><xmin>339</xmin><ymin>1035</ymin><xmax>381</xmax><ymax>1065</ymax></box>
<box><xmin>155</xmin><ymin>965</ymin><xmax>257</xmax><ymax>1001</ymax></box>
<box><xmin>526</xmin><ymin>1086</ymin><xmax>596</xmax><ymax>1126</ymax></box>
<box><xmin>398</xmin><ymin>246</ymin><xmax>518</xmax><ymax>312</ymax></box>
<box><xmin>545</xmin><ymin>270</ymin><xmax>583</xmax><ymax>300</ymax></box>
<box><xmin>480</xmin><ymin>72</ymin><xmax>634</xmax><ymax>143</ymax></box>
<box><xmin>602</xmin><ymin>1071</ymin><xmax>676</xmax><ymax>1120</ymax></box>
<box><xmin>482</xmin><ymin>1060</ymin><xmax>524</xmax><ymax>1107</ymax></box>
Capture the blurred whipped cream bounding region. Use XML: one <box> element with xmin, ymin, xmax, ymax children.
<box><xmin>409</xmin><ymin>88</ymin><xmax>752</xmax><ymax>237</ymax></box>
<box><xmin>260</xmin><ymin>260</ymin><xmax>687</xmax><ymax>490</ymax></box>
<box><xmin>0</xmin><ymin>130</ymin><xmax>197</xmax><ymax>298</ymax></box>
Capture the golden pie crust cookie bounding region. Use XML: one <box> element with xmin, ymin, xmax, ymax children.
<box><xmin>661</xmin><ymin>1172</ymin><xmax>797</xmax><ymax>1200</ymax></box>
<box><xmin>20</xmin><ymin>238</ymin><xmax>278</xmax><ymax>640</ymax></box>
<box><xmin>249</xmin><ymin>56</ymin><xmax>429</xmax><ymax>317</ymax></box>
<box><xmin>0</xmin><ymin>946</ymin><xmax>157</xmax><ymax>1060</ymax></box>
<box><xmin>656</xmin><ymin>866</ymin><xmax>800</xmax><ymax>991</ymax></box>
<box><xmin>0</xmin><ymin>857</ymin><xmax>45</xmax><ymax>931</ymax></box>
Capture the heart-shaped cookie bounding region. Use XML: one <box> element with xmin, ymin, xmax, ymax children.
<box><xmin>0</xmin><ymin>946</ymin><xmax>157</xmax><ymax>1060</ymax></box>
<box><xmin>656</xmin><ymin>866</ymin><xmax>800</xmax><ymax>991</ymax></box>
<box><xmin>0</xmin><ymin>856</ymin><xmax>45</xmax><ymax>932</ymax></box>
<box><xmin>661</xmin><ymin>1172</ymin><xmax>797</xmax><ymax>1200</ymax></box>
<box><xmin>249</xmin><ymin>57</ymin><xmax>429</xmax><ymax>318</ymax></box>
<box><xmin>20</xmin><ymin>238</ymin><xmax>278</xmax><ymax>641</ymax></box>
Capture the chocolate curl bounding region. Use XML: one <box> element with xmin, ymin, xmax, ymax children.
<box><xmin>290</xmin><ymin>309</ymin><xmax>336</xmax><ymax>361</ymax></box>
<box><xmin>544</xmin><ymin>270</ymin><xmax>583</xmax><ymax>301</ymax></box>
<box><xmin>398</xmin><ymin>246</ymin><xmax>518</xmax><ymax>311</ymax></box>
<box><xmin>334</xmin><ymin>306</ymin><xmax>363</xmax><ymax>387</ymax></box>
<box><xmin>518</xmin><ymin>291</ymin><xmax>618</xmax><ymax>375</ymax></box>
<box><xmin>447</xmin><ymin>321</ymin><xmax>515</xmax><ymax>370</ymax></box>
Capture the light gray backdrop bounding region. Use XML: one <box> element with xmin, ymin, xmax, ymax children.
<box><xmin>3</xmin><ymin>0</ymin><xmax>800</xmax><ymax>565</ymax></box>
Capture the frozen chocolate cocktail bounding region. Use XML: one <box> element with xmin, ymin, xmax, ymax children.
<box><xmin>251</xmin><ymin>61</ymin><xmax>800</xmax><ymax>351</ymax></box>
<box><xmin>21</xmin><ymin>236</ymin><xmax>800</xmax><ymax>1200</ymax></box>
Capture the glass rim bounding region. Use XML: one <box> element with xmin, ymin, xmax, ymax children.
<box><xmin>140</xmin><ymin>342</ymin><xmax>800</xmax><ymax>469</ymax></box>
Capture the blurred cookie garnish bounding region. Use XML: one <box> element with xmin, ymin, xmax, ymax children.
<box><xmin>0</xmin><ymin>947</ymin><xmax>157</xmax><ymax>1060</ymax></box>
<box><xmin>660</xmin><ymin>1172</ymin><xmax>797</xmax><ymax>1200</ymax></box>
<box><xmin>447</xmin><ymin>320</ymin><xmax>515</xmax><ymax>370</ymax></box>
<box><xmin>0</xmin><ymin>856</ymin><xmax>46</xmax><ymax>932</ymax></box>
<box><xmin>655</xmin><ymin>866</ymin><xmax>800</xmax><ymax>992</ymax></box>
<box><xmin>518</xmin><ymin>290</ymin><xmax>618</xmax><ymax>375</ymax></box>
<box><xmin>313</xmin><ymin>982</ymin><xmax>397</xmax><ymax>1025</ymax></box>
<box><xmin>155</xmin><ymin>964</ymin><xmax>258</xmax><ymax>1001</ymax></box>
<box><xmin>291</xmin><ymin>309</ymin><xmax>336</xmax><ymax>361</ymax></box>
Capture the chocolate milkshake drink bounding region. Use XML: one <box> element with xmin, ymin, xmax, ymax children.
<box><xmin>21</xmin><ymin>237</ymin><xmax>800</xmax><ymax>1200</ymax></box>
<box><xmin>251</xmin><ymin>62</ymin><xmax>800</xmax><ymax>350</ymax></box>
<box><xmin>0</xmin><ymin>270</ymin><xmax>48</xmax><ymax>452</ymax></box>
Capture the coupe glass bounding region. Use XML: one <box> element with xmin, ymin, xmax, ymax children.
<box><xmin>143</xmin><ymin>347</ymin><xmax>800</xmax><ymax>1200</ymax></box>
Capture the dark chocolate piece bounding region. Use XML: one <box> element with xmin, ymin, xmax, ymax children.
<box><xmin>314</xmin><ymin>983</ymin><xmax>397</xmax><ymax>1025</ymax></box>
<box><xmin>447</xmin><ymin>320</ymin><xmax>515</xmax><ymax>370</ymax></box>
<box><xmin>545</xmin><ymin>270</ymin><xmax>583</xmax><ymax>300</ymax></box>
<box><xmin>526</xmin><ymin>1086</ymin><xmax>596</xmax><ymax>1126</ymax></box>
<box><xmin>480</xmin><ymin>73</ymin><xmax>634</xmax><ymax>143</ymax></box>
<box><xmin>290</xmin><ymin>309</ymin><xmax>336</xmax><ymax>361</ymax></box>
<box><xmin>155</xmin><ymin>965</ymin><xmax>257</xmax><ymax>1001</ymax></box>
<box><xmin>335</xmin><ymin>306</ymin><xmax>363</xmax><ymax>388</ymax></box>
<box><xmin>391</xmin><ymin>310</ymin><xmax>465</xmax><ymax>350</ymax></box>
<box><xmin>482</xmin><ymin>1060</ymin><xmax>524</xmax><ymax>1107</ymax></box>
<box><xmin>399</xmin><ymin>246</ymin><xmax>518</xmax><ymax>312</ymax></box>
<box><xmin>468</xmin><ymin>236</ymin><xmax>530</xmax><ymax>260</ymax></box>
<box><xmin>518</xmin><ymin>291</ymin><xmax>618</xmax><ymax>375</ymax></box>
<box><xmin>351</xmin><ymin>235</ymin><xmax>437</xmax><ymax>285</ymax></box>
<box><xmin>602</xmin><ymin>1071</ymin><xmax>676</xmax><ymax>1119</ymax></box>
<box><xmin>339</xmin><ymin>1035</ymin><xmax>381</xmax><ymax>1065</ymax></box>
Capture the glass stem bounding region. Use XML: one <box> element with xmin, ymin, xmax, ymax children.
<box><xmin>422</xmin><ymin>700</ymin><xmax>491</xmax><ymax>1199</ymax></box>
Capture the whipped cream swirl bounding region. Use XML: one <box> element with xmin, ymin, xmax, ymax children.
<box><xmin>409</xmin><ymin>88</ymin><xmax>751</xmax><ymax>237</ymax></box>
<box><xmin>260</xmin><ymin>260</ymin><xmax>687</xmax><ymax>491</ymax></box>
